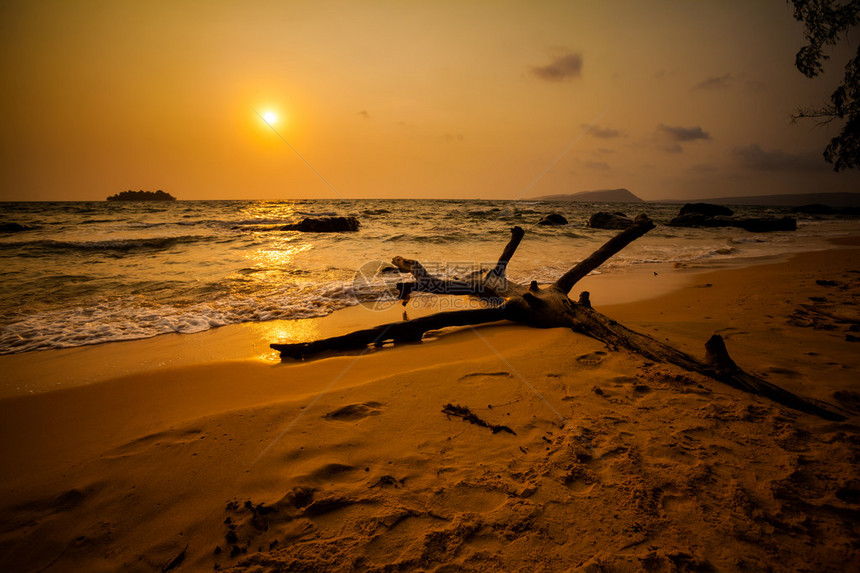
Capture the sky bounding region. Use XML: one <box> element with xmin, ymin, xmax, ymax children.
<box><xmin>2</xmin><ymin>0</ymin><xmax>859</xmax><ymax>202</ymax></box>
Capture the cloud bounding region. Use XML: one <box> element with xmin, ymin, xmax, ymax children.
<box><xmin>358</xmin><ymin>110</ymin><xmax>369</xmax><ymax>119</ymax></box>
<box><xmin>692</xmin><ymin>73</ymin><xmax>734</xmax><ymax>90</ymax></box>
<box><xmin>584</xmin><ymin>160</ymin><xmax>611</xmax><ymax>171</ymax></box>
<box><xmin>585</xmin><ymin>125</ymin><xmax>624</xmax><ymax>139</ymax></box>
<box><xmin>658</xmin><ymin>124</ymin><xmax>712</xmax><ymax>142</ymax></box>
<box><xmin>733</xmin><ymin>144</ymin><xmax>826</xmax><ymax>171</ymax></box>
<box><xmin>531</xmin><ymin>52</ymin><xmax>583</xmax><ymax>82</ymax></box>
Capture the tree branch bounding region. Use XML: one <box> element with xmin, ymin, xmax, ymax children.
<box><xmin>271</xmin><ymin>307</ymin><xmax>509</xmax><ymax>359</ymax></box>
<box><xmin>567</xmin><ymin>305</ymin><xmax>845</xmax><ymax>421</ymax></box>
<box><xmin>552</xmin><ymin>214</ymin><xmax>656</xmax><ymax>295</ymax></box>
<box><xmin>489</xmin><ymin>226</ymin><xmax>525</xmax><ymax>277</ymax></box>
<box><xmin>391</xmin><ymin>256</ymin><xmax>483</xmax><ymax>299</ymax></box>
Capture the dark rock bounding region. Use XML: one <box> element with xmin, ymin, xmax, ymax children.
<box><xmin>791</xmin><ymin>204</ymin><xmax>835</xmax><ymax>215</ymax></box>
<box><xmin>283</xmin><ymin>216</ymin><xmax>360</xmax><ymax>232</ymax></box>
<box><xmin>588</xmin><ymin>212</ymin><xmax>634</xmax><ymax>229</ymax></box>
<box><xmin>668</xmin><ymin>214</ymin><xmax>796</xmax><ymax>233</ymax></box>
<box><xmin>538</xmin><ymin>213</ymin><xmax>568</xmax><ymax>226</ymax></box>
<box><xmin>791</xmin><ymin>204</ymin><xmax>860</xmax><ymax>216</ymax></box>
<box><xmin>678</xmin><ymin>203</ymin><xmax>734</xmax><ymax>217</ymax></box>
<box><xmin>0</xmin><ymin>223</ymin><xmax>31</xmax><ymax>233</ymax></box>
<box><xmin>733</xmin><ymin>217</ymin><xmax>797</xmax><ymax>232</ymax></box>
<box><xmin>668</xmin><ymin>213</ymin><xmax>727</xmax><ymax>228</ymax></box>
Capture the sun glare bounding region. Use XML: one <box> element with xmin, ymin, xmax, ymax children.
<box><xmin>262</xmin><ymin>111</ymin><xmax>277</xmax><ymax>125</ymax></box>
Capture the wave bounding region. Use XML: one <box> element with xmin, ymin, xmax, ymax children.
<box><xmin>79</xmin><ymin>218</ymin><xmax>122</xmax><ymax>225</ymax></box>
<box><xmin>0</xmin><ymin>280</ymin><xmax>359</xmax><ymax>354</ymax></box>
<box><xmin>381</xmin><ymin>233</ymin><xmax>469</xmax><ymax>243</ymax></box>
<box><xmin>0</xmin><ymin>235</ymin><xmax>212</xmax><ymax>255</ymax></box>
<box><xmin>225</xmin><ymin>218</ymin><xmax>294</xmax><ymax>227</ymax></box>
<box><xmin>295</xmin><ymin>210</ymin><xmax>337</xmax><ymax>217</ymax></box>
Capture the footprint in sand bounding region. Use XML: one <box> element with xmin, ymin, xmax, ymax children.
<box><xmin>104</xmin><ymin>428</ymin><xmax>204</xmax><ymax>459</ymax></box>
<box><xmin>576</xmin><ymin>351</ymin><xmax>607</xmax><ymax>365</ymax></box>
<box><xmin>765</xmin><ymin>367</ymin><xmax>802</xmax><ymax>379</ymax></box>
<box><xmin>305</xmin><ymin>462</ymin><xmax>359</xmax><ymax>483</ymax></box>
<box><xmin>458</xmin><ymin>371</ymin><xmax>513</xmax><ymax>381</ymax></box>
<box><xmin>323</xmin><ymin>401</ymin><xmax>384</xmax><ymax>422</ymax></box>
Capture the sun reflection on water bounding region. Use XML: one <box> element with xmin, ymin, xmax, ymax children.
<box><xmin>240</xmin><ymin>202</ymin><xmax>297</xmax><ymax>222</ymax></box>
<box><xmin>252</xmin><ymin>241</ymin><xmax>313</xmax><ymax>267</ymax></box>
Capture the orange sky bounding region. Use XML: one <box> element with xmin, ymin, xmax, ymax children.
<box><xmin>1</xmin><ymin>0</ymin><xmax>859</xmax><ymax>201</ymax></box>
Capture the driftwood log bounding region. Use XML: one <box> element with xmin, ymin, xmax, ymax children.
<box><xmin>271</xmin><ymin>215</ymin><xmax>845</xmax><ymax>421</ymax></box>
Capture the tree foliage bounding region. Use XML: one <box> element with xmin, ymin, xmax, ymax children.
<box><xmin>790</xmin><ymin>0</ymin><xmax>860</xmax><ymax>170</ymax></box>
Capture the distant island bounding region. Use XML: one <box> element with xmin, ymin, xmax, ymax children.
<box><xmin>532</xmin><ymin>188</ymin><xmax>644</xmax><ymax>203</ymax></box>
<box><xmin>107</xmin><ymin>190</ymin><xmax>176</xmax><ymax>201</ymax></box>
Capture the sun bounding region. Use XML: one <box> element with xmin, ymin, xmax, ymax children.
<box><xmin>262</xmin><ymin>111</ymin><xmax>278</xmax><ymax>125</ymax></box>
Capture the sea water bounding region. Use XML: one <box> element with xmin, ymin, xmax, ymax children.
<box><xmin>1</xmin><ymin>199</ymin><xmax>856</xmax><ymax>354</ymax></box>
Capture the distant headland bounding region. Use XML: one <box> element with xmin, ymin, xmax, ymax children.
<box><xmin>531</xmin><ymin>188</ymin><xmax>644</xmax><ymax>203</ymax></box>
<box><xmin>107</xmin><ymin>190</ymin><xmax>176</xmax><ymax>201</ymax></box>
<box><xmin>530</xmin><ymin>189</ymin><xmax>860</xmax><ymax>207</ymax></box>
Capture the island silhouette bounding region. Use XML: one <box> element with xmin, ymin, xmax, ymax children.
<box><xmin>107</xmin><ymin>190</ymin><xmax>176</xmax><ymax>201</ymax></box>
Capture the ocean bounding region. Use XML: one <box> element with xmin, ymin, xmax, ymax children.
<box><xmin>1</xmin><ymin>199</ymin><xmax>856</xmax><ymax>355</ymax></box>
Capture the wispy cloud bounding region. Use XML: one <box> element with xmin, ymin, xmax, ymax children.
<box><xmin>692</xmin><ymin>73</ymin><xmax>734</xmax><ymax>90</ymax></box>
<box><xmin>585</xmin><ymin>125</ymin><xmax>624</xmax><ymax>139</ymax></box>
<box><xmin>585</xmin><ymin>160</ymin><xmax>611</xmax><ymax>171</ymax></box>
<box><xmin>658</xmin><ymin>124</ymin><xmax>711</xmax><ymax>142</ymax></box>
<box><xmin>358</xmin><ymin>110</ymin><xmax>370</xmax><ymax>119</ymax></box>
<box><xmin>733</xmin><ymin>144</ymin><xmax>825</xmax><ymax>171</ymax></box>
<box><xmin>531</xmin><ymin>51</ymin><xmax>583</xmax><ymax>82</ymax></box>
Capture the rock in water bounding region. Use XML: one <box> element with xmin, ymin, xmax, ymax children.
<box><xmin>679</xmin><ymin>203</ymin><xmax>734</xmax><ymax>217</ymax></box>
<box><xmin>733</xmin><ymin>217</ymin><xmax>797</xmax><ymax>233</ymax></box>
<box><xmin>791</xmin><ymin>204</ymin><xmax>835</xmax><ymax>215</ymax></box>
<box><xmin>0</xmin><ymin>223</ymin><xmax>31</xmax><ymax>233</ymax></box>
<box><xmin>668</xmin><ymin>213</ymin><xmax>728</xmax><ymax>228</ymax></box>
<box><xmin>283</xmin><ymin>217</ymin><xmax>360</xmax><ymax>232</ymax></box>
<box><xmin>668</xmin><ymin>214</ymin><xmax>796</xmax><ymax>232</ymax></box>
<box><xmin>538</xmin><ymin>213</ymin><xmax>568</xmax><ymax>226</ymax></box>
<box><xmin>588</xmin><ymin>212</ymin><xmax>634</xmax><ymax>229</ymax></box>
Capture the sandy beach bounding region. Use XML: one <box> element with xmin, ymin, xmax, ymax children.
<box><xmin>1</xmin><ymin>240</ymin><xmax>859</xmax><ymax>572</ymax></box>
